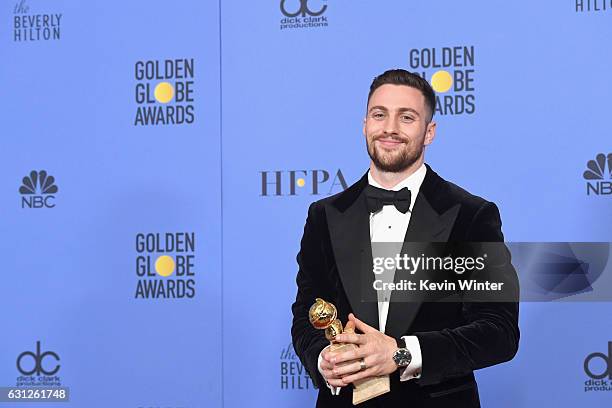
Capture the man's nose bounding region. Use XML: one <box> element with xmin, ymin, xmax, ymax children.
<box><xmin>384</xmin><ymin>117</ymin><xmax>399</xmax><ymax>134</ymax></box>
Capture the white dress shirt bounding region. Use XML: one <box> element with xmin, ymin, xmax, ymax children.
<box><xmin>318</xmin><ymin>164</ymin><xmax>426</xmax><ymax>395</ymax></box>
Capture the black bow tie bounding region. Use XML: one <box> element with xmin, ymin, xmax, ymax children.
<box><xmin>365</xmin><ymin>185</ymin><xmax>412</xmax><ymax>214</ymax></box>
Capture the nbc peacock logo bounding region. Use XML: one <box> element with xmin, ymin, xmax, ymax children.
<box><xmin>583</xmin><ymin>153</ymin><xmax>612</xmax><ymax>196</ymax></box>
<box><xmin>19</xmin><ymin>170</ymin><xmax>59</xmax><ymax>208</ymax></box>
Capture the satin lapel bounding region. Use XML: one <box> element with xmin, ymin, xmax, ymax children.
<box><xmin>384</xmin><ymin>192</ymin><xmax>460</xmax><ymax>338</ymax></box>
<box><xmin>326</xmin><ymin>184</ymin><xmax>379</xmax><ymax>330</ymax></box>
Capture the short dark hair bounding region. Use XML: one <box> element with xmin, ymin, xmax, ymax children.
<box><xmin>367</xmin><ymin>69</ymin><xmax>436</xmax><ymax>122</ymax></box>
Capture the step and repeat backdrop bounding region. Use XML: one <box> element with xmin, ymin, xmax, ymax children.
<box><xmin>1</xmin><ymin>1</ymin><xmax>611</xmax><ymax>407</ymax></box>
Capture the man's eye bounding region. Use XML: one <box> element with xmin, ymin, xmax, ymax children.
<box><xmin>401</xmin><ymin>116</ymin><xmax>414</xmax><ymax>122</ymax></box>
<box><xmin>372</xmin><ymin>112</ymin><xmax>385</xmax><ymax>119</ymax></box>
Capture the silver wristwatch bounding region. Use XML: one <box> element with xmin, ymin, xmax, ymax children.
<box><xmin>392</xmin><ymin>338</ymin><xmax>412</xmax><ymax>368</ymax></box>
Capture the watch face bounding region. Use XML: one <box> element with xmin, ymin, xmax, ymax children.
<box><xmin>393</xmin><ymin>348</ymin><xmax>412</xmax><ymax>367</ymax></box>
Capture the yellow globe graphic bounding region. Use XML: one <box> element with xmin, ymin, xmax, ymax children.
<box><xmin>155</xmin><ymin>255</ymin><xmax>175</xmax><ymax>277</ymax></box>
<box><xmin>297</xmin><ymin>178</ymin><xmax>305</xmax><ymax>187</ymax></box>
<box><xmin>154</xmin><ymin>82</ymin><xmax>174</xmax><ymax>104</ymax></box>
<box><xmin>430</xmin><ymin>70</ymin><xmax>453</xmax><ymax>93</ymax></box>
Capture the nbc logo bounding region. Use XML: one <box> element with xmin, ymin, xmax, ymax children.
<box><xmin>583</xmin><ymin>153</ymin><xmax>612</xmax><ymax>196</ymax></box>
<box><xmin>19</xmin><ymin>170</ymin><xmax>59</xmax><ymax>208</ymax></box>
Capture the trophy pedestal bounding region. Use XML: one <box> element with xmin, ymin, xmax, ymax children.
<box><xmin>329</xmin><ymin>343</ymin><xmax>390</xmax><ymax>405</ymax></box>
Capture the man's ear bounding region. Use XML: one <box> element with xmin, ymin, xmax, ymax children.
<box><xmin>424</xmin><ymin>121</ymin><xmax>436</xmax><ymax>146</ymax></box>
<box><xmin>362</xmin><ymin>117</ymin><xmax>367</xmax><ymax>136</ymax></box>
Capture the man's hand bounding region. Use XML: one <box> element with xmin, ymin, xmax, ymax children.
<box><xmin>319</xmin><ymin>321</ymin><xmax>356</xmax><ymax>388</ymax></box>
<box><xmin>330</xmin><ymin>313</ymin><xmax>398</xmax><ymax>385</ymax></box>
<box><xmin>320</xmin><ymin>348</ymin><xmax>348</xmax><ymax>388</ymax></box>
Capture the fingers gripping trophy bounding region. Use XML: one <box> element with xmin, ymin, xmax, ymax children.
<box><xmin>309</xmin><ymin>298</ymin><xmax>390</xmax><ymax>405</ymax></box>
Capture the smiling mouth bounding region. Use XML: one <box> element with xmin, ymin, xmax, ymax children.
<box><xmin>375</xmin><ymin>137</ymin><xmax>404</xmax><ymax>148</ymax></box>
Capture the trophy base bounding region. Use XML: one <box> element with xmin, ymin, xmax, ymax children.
<box><xmin>329</xmin><ymin>343</ymin><xmax>390</xmax><ymax>405</ymax></box>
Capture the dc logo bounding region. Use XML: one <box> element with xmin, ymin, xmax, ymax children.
<box><xmin>584</xmin><ymin>342</ymin><xmax>612</xmax><ymax>380</ymax></box>
<box><xmin>280</xmin><ymin>0</ymin><xmax>326</xmax><ymax>17</ymax></box>
<box><xmin>16</xmin><ymin>341</ymin><xmax>61</xmax><ymax>376</ymax></box>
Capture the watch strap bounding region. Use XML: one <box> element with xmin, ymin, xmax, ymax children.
<box><xmin>396</xmin><ymin>337</ymin><xmax>406</xmax><ymax>349</ymax></box>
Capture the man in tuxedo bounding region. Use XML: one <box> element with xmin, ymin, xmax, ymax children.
<box><xmin>291</xmin><ymin>69</ymin><xmax>519</xmax><ymax>407</ymax></box>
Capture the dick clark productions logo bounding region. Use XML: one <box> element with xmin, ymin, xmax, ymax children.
<box><xmin>279</xmin><ymin>0</ymin><xmax>328</xmax><ymax>30</ymax></box>
<box><xmin>16</xmin><ymin>341</ymin><xmax>62</xmax><ymax>387</ymax></box>
<box><xmin>584</xmin><ymin>341</ymin><xmax>612</xmax><ymax>392</ymax></box>
<box><xmin>135</xmin><ymin>232</ymin><xmax>196</xmax><ymax>299</ymax></box>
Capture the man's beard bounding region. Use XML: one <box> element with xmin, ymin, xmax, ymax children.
<box><xmin>367</xmin><ymin>134</ymin><xmax>424</xmax><ymax>173</ymax></box>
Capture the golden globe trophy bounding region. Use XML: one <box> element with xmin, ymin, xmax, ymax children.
<box><xmin>309</xmin><ymin>298</ymin><xmax>390</xmax><ymax>405</ymax></box>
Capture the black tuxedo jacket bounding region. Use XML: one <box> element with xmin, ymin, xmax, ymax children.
<box><xmin>291</xmin><ymin>164</ymin><xmax>519</xmax><ymax>408</ymax></box>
